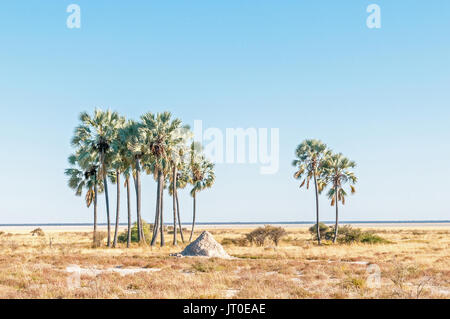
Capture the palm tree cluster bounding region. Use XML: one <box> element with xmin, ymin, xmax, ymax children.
<box><xmin>292</xmin><ymin>139</ymin><xmax>357</xmax><ymax>245</ymax></box>
<box><xmin>65</xmin><ymin>109</ymin><xmax>215</xmax><ymax>248</ymax></box>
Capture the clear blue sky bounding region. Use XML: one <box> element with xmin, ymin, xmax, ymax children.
<box><xmin>0</xmin><ymin>1</ymin><xmax>449</xmax><ymax>223</ymax></box>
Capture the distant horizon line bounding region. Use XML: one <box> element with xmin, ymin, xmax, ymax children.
<box><xmin>1</xmin><ymin>220</ymin><xmax>449</xmax><ymax>227</ymax></box>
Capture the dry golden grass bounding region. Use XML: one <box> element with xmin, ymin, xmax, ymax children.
<box><xmin>0</xmin><ymin>226</ymin><xmax>448</xmax><ymax>299</ymax></box>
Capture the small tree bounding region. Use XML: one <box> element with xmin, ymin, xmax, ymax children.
<box><xmin>246</xmin><ymin>228</ymin><xmax>267</xmax><ymax>246</ymax></box>
<box><xmin>266</xmin><ymin>226</ymin><xmax>287</xmax><ymax>246</ymax></box>
<box><xmin>246</xmin><ymin>226</ymin><xmax>287</xmax><ymax>246</ymax></box>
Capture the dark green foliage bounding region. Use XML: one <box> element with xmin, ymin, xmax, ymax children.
<box><xmin>118</xmin><ymin>221</ymin><xmax>154</xmax><ymax>244</ymax></box>
<box><xmin>308</xmin><ymin>223</ymin><xmax>333</xmax><ymax>241</ymax></box>
<box><xmin>335</xmin><ymin>225</ymin><xmax>363</xmax><ymax>243</ymax></box>
<box><xmin>360</xmin><ymin>232</ymin><xmax>390</xmax><ymax>244</ymax></box>
<box><xmin>308</xmin><ymin>224</ymin><xmax>389</xmax><ymax>244</ymax></box>
<box><xmin>246</xmin><ymin>226</ymin><xmax>288</xmax><ymax>246</ymax></box>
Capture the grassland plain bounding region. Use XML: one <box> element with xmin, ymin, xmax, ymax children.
<box><xmin>0</xmin><ymin>225</ymin><xmax>448</xmax><ymax>299</ymax></box>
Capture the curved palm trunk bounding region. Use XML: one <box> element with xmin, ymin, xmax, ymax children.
<box><xmin>93</xmin><ymin>177</ymin><xmax>98</xmax><ymax>246</ymax></box>
<box><xmin>104</xmin><ymin>175</ymin><xmax>111</xmax><ymax>247</ymax></box>
<box><xmin>126</xmin><ymin>177</ymin><xmax>131</xmax><ymax>248</ymax></box>
<box><xmin>172</xmin><ymin>166</ymin><xmax>178</xmax><ymax>246</ymax></box>
<box><xmin>333</xmin><ymin>186</ymin><xmax>339</xmax><ymax>244</ymax></box>
<box><xmin>313</xmin><ymin>172</ymin><xmax>321</xmax><ymax>245</ymax></box>
<box><xmin>189</xmin><ymin>193</ymin><xmax>196</xmax><ymax>242</ymax></box>
<box><xmin>160</xmin><ymin>177</ymin><xmax>165</xmax><ymax>247</ymax></box>
<box><xmin>113</xmin><ymin>170</ymin><xmax>120</xmax><ymax>248</ymax></box>
<box><xmin>176</xmin><ymin>193</ymin><xmax>184</xmax><ymax>243</ymax></box>
<box><xmin>151</xmin><ymin>170</ymin><xmax>162</xmax><ymax>246</ymax></box>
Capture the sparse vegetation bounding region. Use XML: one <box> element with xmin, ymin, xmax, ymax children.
<box><xmin>30</xmin><ymin>228</ymin><xmax>45</xmax><ymax>237</ymax></box>
<box><xmin>221</xmin><ymin>237</ymin><xmax>249</xmax><ymax>247</ymax></box>
<box><xmin>246</xmin><ymin>226</ymin><xmax>288</xmax><ymax>247</ymax></box>
<box><xmin>309</xmin><ymin>224</ymin><xmax>389</xmax><ymax>244</ymax></box>
<box><xmin>92</xmin><ymin>232</ymin><xmax>107</xmax><ymax>248</ymax></box>
<box><xmin>118</xmin><ymin>221</ymin><xmax>153</xmax><ymax>245</ymax></box>
<box><xmin>0</xmin><ymin>225</ymin><xmax>448</xmax><ymax>299</ymax></box>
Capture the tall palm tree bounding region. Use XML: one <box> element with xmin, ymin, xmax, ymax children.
<box><xmin>168</xmin><ymin>126</ymin><xmax>192</xmax><ymax>246</ymax></box>
<box><xmin>110</xmin><ymin>122</ymin><xmax>132</xmax><ymax>248</ymax></box>
<box><xmin>322</xmin><ymin>153</ymin><xmax>357</xmax><ymax>243</ymax></box>
<box><xmin>71</xmin><ymin>109</ymin><xmax>124</xmax><ymax>247</ymax></box>
<box><xmin>292</xmin><ymin>139</ymin><xmax>330</xmax><ymax>245</ymax></box>
<box><xmin>189</xmin><ymin>155</ymin><xmax>215</xmax><ymax>242</ymax></box>
<box><xmin>126</xmin><ymin>120</ymin><xmax>147</xmax><ymax>244</ymax></box>
<box><xmin>117</xmin><ymin>121</ymin><xmax>141</xmax><ymax>247</ymax></box>
<box><xmin>139</xmin><ymin>112</ymin><xmax>183</xmax><ymax>247</ymax></box>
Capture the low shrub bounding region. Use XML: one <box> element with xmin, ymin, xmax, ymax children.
<box><xmin>31</xmin><ymin>228</ymin><xmax>45</xmax><ymax>237</ymax></box>
<box><xmin>308</xmin><ymin>223</ymin><xmax>333</xmax><ymax>241</ymax></box>
<box><xmin>308</xmin><ymin>224</ymin><xmax>389</xmax><ymax>244</ymax></box>
<box><xmin>118</xmin><ymin>221</ymin><xmax>153</xmax><ymax>244</ymax></box>
<box><xmin>221</xmin><ymin>237</ymin><xmax>249</xmax><ymax>247</ymax></box>
<box><xmin>360</xmin><ymin>232</ymin><xmax>390</xmax><ymax>244</ymax></box>
<box><xmin>335</xmin><ymin>225</ymin><xmax>363</xmax><ymax>243</ymax></box>
<box><xmin>246</xmin><ymin>226</ymin><xmax>287</xmax><ymax>246</ymax></box>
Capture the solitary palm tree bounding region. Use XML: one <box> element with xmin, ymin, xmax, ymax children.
<box><xmin>72</xmin><ymin>109</ymin><xmax>124</xmax><ymax>247</ymax></box>
<box><xmin>139</xmin><ymin>112</ymin><xmax>183</xmax><ymax>247</ymax></box>
<box><xmin>292</xmin><ymin>139</ymin><xmax>330</xmax><ymax>245</ymax></box>
<box><xmin>189</xmin><ymin>155</ymin><xmax>215</xmax><ymax>242</ymax></box>
<box><xmin>322</xmin><ymin>153</ymin><xmax>357</xmax><ymax>243</ymax></box>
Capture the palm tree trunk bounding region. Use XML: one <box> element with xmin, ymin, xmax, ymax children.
<box><xmin>113</xmin><ymin>170</ymin><xmax>120</xmax><ymax>248</ymax></box>
<box><xmin>160</xmin><ymin>175</ymin><xmax>165</xmax><ymax>247</ymax></box>
<box><xmin>126</xmin><ymin>177</ymin><xmax>131</xmax><ymax>248</ymax></box>
<box><xmin>151</xmin><ymin>170</ymin><xmax>161</xmax><ymax>246</ymax></box>
<box><xmin>133</xmin><ymin>174</ymin><xmax>140</xmax><ymax>242</ymax></box>
<box><xmin>93</xmin><ymin>176</ymin><xmax>98</xmax><ymax>246</ymax></box>
<box><xmin>172</xmin><ymin>166</ymin><xmax>178</xmax><ymax>246</ymax></box>
<box><xmin>104</xmin><ymin>175</ymin><xmax>111</xmax><ymax>247</ymax></box>
<box><xmin>134</xmin><ymin>158</ymin><xmax>144</xmax><ymax>243</ymax></box>
<box><xmin>313</xmin><ymin>172</ymin><xmax>321</xmax><ymax>245</ymax></box>
<box><xmin>333</xmin><ymin>186</ymin><xmax>339</xmax><ymax>244</ymax></box>
<box><xmin>189</xmin><ymin>193</ymin><xmax>196</xmax><ymax>242</ymax></box>
<box><xmin>101</xmin><ymin>151</ymin><xmax>111</xmax><ymax>248</ymax></box>
<box><xmin>176</xmin><ymin>191</ymin><xmax>184</xmax><ymax>243</ymax></box>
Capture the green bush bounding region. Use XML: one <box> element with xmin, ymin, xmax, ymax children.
<box><xmin>335</xmin><ymin>225</ymin><xmax>363</xmax><ymax>243</ymax></box>
<box><xmin>360</xmin><ymin>232</ymin><xmax>390</xmax><ymax>244</ymax></box>
<box><xmin>308</xmin><ymin>224</ymin><xmax>388</xmax><ymax>244</ymax></box>
<box><xmin>118</xmin><ymin>221</ymin><xmax>153</xmax><ymax>244</ymax></box>
<box><xmin>308</xmin><ymin>223</ymin><xmax>333</xmax><ymax>241</ymax></box>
